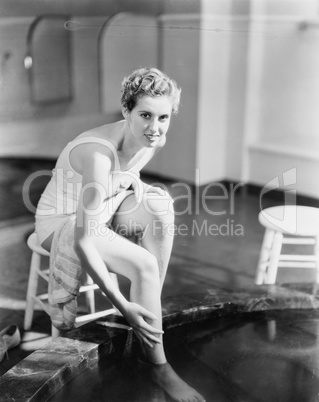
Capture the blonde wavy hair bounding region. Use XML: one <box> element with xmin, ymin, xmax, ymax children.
<box><xmin>121</xmin><ymin>67</ymin><xmax>181</xmax><ymax>114</ymax></box>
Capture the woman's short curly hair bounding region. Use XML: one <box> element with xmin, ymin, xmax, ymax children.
<box><xmin>121</xmin><ymin>67</ymin><xmax>181</xmax><ymax>114</ymax></box>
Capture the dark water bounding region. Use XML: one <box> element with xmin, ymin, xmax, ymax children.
<box><xmin>50</xmin><ymin>310</ymin><xmax>319</xmax><ymax>402</ymax></box>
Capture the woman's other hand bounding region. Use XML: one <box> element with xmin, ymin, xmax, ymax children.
<box><xmin>143</xmin><ymin>184</ymin><xmax>167</xmax><ymax>197</ymax></box>
<box><xmin>124</xmin><ymin>302</ymin><xmax>163</xmax><ymax>348</ymax></box>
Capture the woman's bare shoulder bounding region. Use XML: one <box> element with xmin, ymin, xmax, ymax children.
<box><xmin>69</xmin><ymin>121</ymin><xmax>125</xmax><ymax>173</ymax></box>
<box><xmin>76</xmin><ymin>120</ymin><xmax>125</xmax><ymax>147</ymax></box>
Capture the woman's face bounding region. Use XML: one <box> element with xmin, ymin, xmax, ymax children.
<box><xmin>125</xmin><ymin>95</ymin><xmax>173</xmax><ymax>147</ymax></box>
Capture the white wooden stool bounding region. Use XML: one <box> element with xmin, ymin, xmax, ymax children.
<box><xmin>24</xmin><ymin>232</ymin><xmax>118</xmax><ymax>339</ymax></box>
<box><xmin>255</xmin><ymin>205</ymin><xmax>319</xmax><ymax>285</ymax></box>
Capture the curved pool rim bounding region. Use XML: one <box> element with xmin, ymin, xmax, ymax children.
<box><xmin>0</xmin><ymin>283</ymin><xmax>318</xmax><ymax>401</ymax></box>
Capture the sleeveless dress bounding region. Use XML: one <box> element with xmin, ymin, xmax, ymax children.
<box><xmin>35</xmin><ymin>136</ymin><xmax>151</xmax><ymax>245</ymax></box>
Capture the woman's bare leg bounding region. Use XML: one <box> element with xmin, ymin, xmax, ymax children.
<box><xmin>81</xmin><ymin>227</ymin><xmax>166</xmax><ymax>363</ymax></box>
<box><xmin>89</xmin><ymin>229</ymin><xmax>203</xmax><ymax>401</ymax></box>
<box><xmin>111</xmin><ymin>194</ymin><xmax>205</xmax><ymax>402</ymax></box>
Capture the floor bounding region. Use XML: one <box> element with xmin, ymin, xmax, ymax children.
<box><xmin>0</xmin><ymin>158</ymin><xmax>318</xmax><ymax>376</ymax></box>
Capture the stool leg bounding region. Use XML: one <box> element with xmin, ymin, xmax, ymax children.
<box><xmin>24</xmin><ymin>251</ymin><xmax>41</xmax><ymax>330</ymax></box>
<box><xmin>313</xmin><ymin>236</ymin><xmax>319</xmax><ymax>295</ymax></box>
<box><xmin>51</xmin><ymin>324</ymin><xmax>60</xmax><ymax>340</ymax></box>
<box><xmin>256</xmin><ymin>229</ymin><xmax>275</xmax><ymax>285</ymax></box>
<box><xmin>110</xmin><ymin>273</ymin><xmax>122</xmax><ymax>315</ymax></box>
<box><xmin>315</xmin><ymin>236</ymin><xmax>319</xmax><ymax>282</ymax></box>
<box><xmin>265</xmin><ymin>231</ymin><xmax>283</xmax><ymax>284</ymax></box>
<box><xmin>85</xmin><ymin>274</ymin><xmax>95</xmax><ymax>314</ymax></box>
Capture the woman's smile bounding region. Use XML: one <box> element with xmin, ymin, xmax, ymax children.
<box><xmin>144</xmin><ymin>133</ymin><xmax>160</xmax><ymax>143</ymax></box>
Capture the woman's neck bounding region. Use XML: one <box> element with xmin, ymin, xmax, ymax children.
<box><xmin>119</xmin><ymin>121</ymin><xmax>143</xmax><ymax>159</ymax></box>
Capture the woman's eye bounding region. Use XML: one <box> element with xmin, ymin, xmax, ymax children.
<box><xmin>141</xmin><ymin>113</ymin><xmax>151</xmax><ymax>119</ymax></box>
<box><xmin>160</xmin><ymin>115</ymin><xmax>169</xmax><ymax>122</ymax></box>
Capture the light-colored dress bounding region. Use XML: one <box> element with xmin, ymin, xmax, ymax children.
<box><xmin>35</xmin><ymin>136</ymin><xmax>151</xmax><ymax>245</ymax></box>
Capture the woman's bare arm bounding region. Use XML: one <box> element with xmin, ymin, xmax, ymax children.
<box><xmin>74</xmin><ymin>144</ymin><xmax>129</xmax><ymax>313</ymax></box>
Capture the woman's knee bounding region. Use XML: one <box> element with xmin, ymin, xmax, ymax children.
<box><xmin>133</xmin><ymin>250</ymin><xmax>160</xmax><ymax>285</ymax></box>
<box><xmin>112</xmin><ymin>191</ymin><xmax>174</xmax><ymax>239</ymax></box>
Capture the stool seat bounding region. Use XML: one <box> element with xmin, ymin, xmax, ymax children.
<box><xmin>258</xmin><ymin>205</ymin><xmax>319</xmax><ymax>237</ymax></box>
<box><xmin>24</xmin><ymin>232</ymin><xmax>118</xmax><ymax>339</ymax></box>
<box><xmin>256</xmin><ymin>205</ymin><xmax>319</xmax><ymax>286</ymax></box>
<box><xmin>27</xmin><ymin>233</ymin><xmax>50</xmax><ymax>257</ymax></box>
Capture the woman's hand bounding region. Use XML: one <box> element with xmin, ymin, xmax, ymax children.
<box><xmin>143</xmin><ymin>184</ymin><xmax>167</xmax><ymax>197</ymax></box>
<box><xmin>123</xmin><ymin>302</ymin><xmax>163</xmax><ymax>348</ymax></box>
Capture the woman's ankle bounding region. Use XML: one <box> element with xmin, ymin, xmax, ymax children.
<box><xmin>138</xmin><ymin>357</ymin><xmax>167</xmax><ymax>366</ymax></box>
<box><xmin>137</xmin><ymin>343</ymin><xmax>167</xmax><ymax>366</ymax></box>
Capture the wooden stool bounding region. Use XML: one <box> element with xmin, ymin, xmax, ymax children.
<box><xmin>24</xmin><ymin>233</ymin><xmax>118</xmax><ymax>339</ymax></box>
<box><xmin>255</xmin><ymin>205</ymin><xmax>319</xmax><ymax>285</ymax></box>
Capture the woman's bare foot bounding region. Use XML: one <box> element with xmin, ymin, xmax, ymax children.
<box><xmin>151</xmin><ymin>362</ymin><xmax>205</xmax><ymax>402</ymax></box>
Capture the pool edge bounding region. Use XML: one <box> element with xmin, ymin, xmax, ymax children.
<box><xmin>0</xmin><ymin>283</ymin><xmax>318</xmax><ymax>401</ymax></box>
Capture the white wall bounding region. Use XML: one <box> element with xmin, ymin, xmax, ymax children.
<box><xmin>195</xmin><ymin>0</ymin><xmax>250</xmax><ymax>185</ymax></box>
<box><xmin>243</xmin><ymin>0</ymin><xmax>319</xmax><ymax>198</ymax></box>
<box><xmin>196</xmin><ymin>14</ymin><xmax>230</xmax><ymax>184</ymax></box>
<box><xmin>1</xmin><ymin>0</ymin><xmax>319</xmax><ymax>199</ymax></box>
<box><xmin>196</xmin><ymin>0</ymin><xmax>319</xmax><ymax>199</ymax></box>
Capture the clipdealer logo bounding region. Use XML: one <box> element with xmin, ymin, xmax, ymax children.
<box><xmin>22</xmin><ymin>167</ymin><xmax>246</xmax><ymax>237</ymax></box>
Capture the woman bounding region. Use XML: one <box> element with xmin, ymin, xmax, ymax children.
<box><xmin>35</xmin><ymin>67</ymin><xmax>205</xmax><ymax>402</ymax></box>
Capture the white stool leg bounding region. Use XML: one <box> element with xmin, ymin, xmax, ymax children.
<box><xmin>24</xmin><ymin>251</ymin><xmax>41</xmax><ymax>330</ymax></box>
<box><xmin>51</xmin><ymin>324</ymin><xmax>60</xmax><ymax>340</ymax></box>
<box><xmin>315</xmin><ymin>236</ymin><xmax>319</xmax><ymax>282</ymax></box>
<box><xmin>256</xmin><ymin>229</ymin><xmax>275</xmax><ymax>284</ymax></box>
<box><xmin>110</xmin><ymin>273</ymin><xmax>121</xmax><ymax>314</ymax></box>
<box><xmin>313</xmin><ymin>236</ymin><xmax>319</xmax><ymax>295</ymax></box>
<box><xmin>85</xmin><ymin>274</ymin><xmax>95</xmax><ymax>314</ymax></box>
<box><xmin>265</xmin><ymin>231</ymin><xmax>283</xmax><ymax>284</ymax></box>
